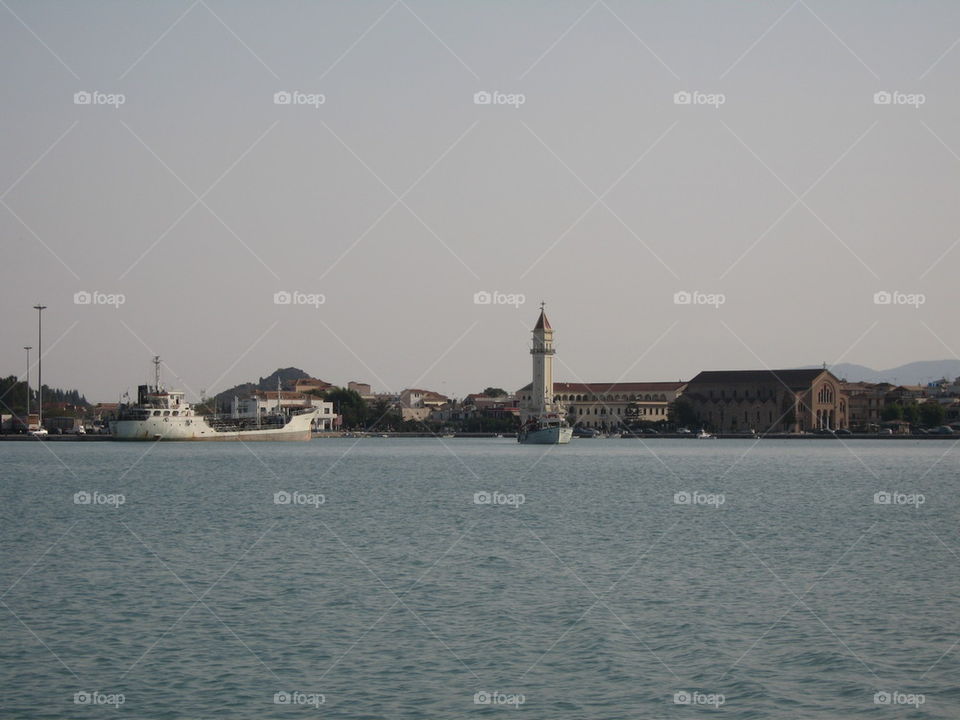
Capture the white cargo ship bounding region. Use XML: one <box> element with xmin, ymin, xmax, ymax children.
<box><xmin>111</xmin><ymin>358</ymin><xmax>316</xmax><ymax>441</ymax></box>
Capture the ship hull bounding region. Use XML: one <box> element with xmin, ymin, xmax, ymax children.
<box><xmin>111</xmin><ymin>410</ymin><xmax>316</xmax><ymax>441</ymax></box>
<box><xmin>518</xmin><ymin>426</ymin><xmax>573</xmax><ymax>444</ymax></box>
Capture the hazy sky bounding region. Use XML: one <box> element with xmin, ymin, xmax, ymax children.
<box><xmin>2</xmin><ymin>1</ymin><xmax>959</xmax><ymax>402</ymax></box>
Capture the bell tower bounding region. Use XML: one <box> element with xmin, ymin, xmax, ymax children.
<box><xmin>530</xmin><ymin>302</ymin><xmax>555</xmax><ymax>415</ymax></box>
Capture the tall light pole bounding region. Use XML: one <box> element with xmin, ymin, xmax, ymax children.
<box><xmin>23</xmin><ymin>346</ymin><xmax>32</xmax><ymax>418</ymax></box>
<box><xmin>33</xmin><ymin>305</ymin><xmax>46</xmax><ymax>428</ymax></box>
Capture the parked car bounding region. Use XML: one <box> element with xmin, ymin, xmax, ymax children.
<box><xmin>676</xmin><ymin>427</ymin><xmax>692</xmax><ymax>434</ymax></box>
<box><xmin>29</xmin><ymin>428</ymin><xmax>48</xmax><ymax>437</ymax></box>
<box><xmin>933</xmin><ymin>426</ymin><xmax>954</xmax><ymax>435</ymax></box>
<box><xmin>835</xmin><ymin>429</ymin><xmax>852</xmax><ymax>436</ymax></box>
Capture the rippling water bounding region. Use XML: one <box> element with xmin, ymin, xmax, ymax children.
<box><xmin>1</xmin><ymin>438</ymin><xmax>957</xmax><ymax>718</ymax></box>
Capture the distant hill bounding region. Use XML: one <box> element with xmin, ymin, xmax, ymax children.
<box><xmin>212</xmin><ymin>367</ymin><xmax>311</xmax><ymax>405</ymax></box>
<box><xmin>809</xmin><ymin>360</ymin><xmax>960</xmax><ymax>385</ymax></box>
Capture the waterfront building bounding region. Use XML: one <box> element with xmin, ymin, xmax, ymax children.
<box><xmin>231</xmin><ymin>390</ymin><xmax>336</xmax><ymax>430</ymax></box>
<box><xmin>399</xmin><ymin>388</ymin><xmax>450</xmax><ymax>422</ymax></box>
<box><xmin>684</xmin><ymin>368</ymin><xmax>847</xmax><ymax>433</ymax></box>
<box><xmin>515</xmin><ymin>381</ymin><xmax>686</xmax><ymax>430</ymax></box>
<box><xmin>843</xmin><ymin>381</ymin><xmax>893</xmax><ymax>430</ymax></box>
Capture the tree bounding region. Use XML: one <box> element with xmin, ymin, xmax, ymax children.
<box><xmin>902</xmin><ymin>403</ymin><xmax>919</xmax><ymax>425</ymax></box>
<box><xmin>365</xmin><ymin>398</ymin><xmax>402</xmax><ymax>430</ymax></box>
<box><xmin>668</xmin><ymin>396</ymin><xmax>698</xmax><ymax>428</ymax></box>
<box><xmin>881</xmin><ymin>403</ymin><xmax>903</xmax><ymax>421</ymax></box>
<box><xmin>919</xmin><ymin>402</ymin><xmax>945</xmax><ymax>427</ymax></box>
<box><xmin>483</xmin><ymin>387</ymin><xmax>507</xmax><ymax>397</ymax></box>
<box><xmin>324</xmin><ymin>387</ymin><xmax>367</xmax><ymax>429</ymax></box>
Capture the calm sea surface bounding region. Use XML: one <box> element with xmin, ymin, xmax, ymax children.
<box><xmin>1</xmin><ymin>438</ymin><xmax>958</xmax><ymax>718</ymax></box>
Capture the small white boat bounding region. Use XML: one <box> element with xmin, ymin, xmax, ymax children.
<box><xmin>518</xmin><ymin>414</ymin><xmax>573</xmax><ymax>444</ymax></box>
<box><xmin>696</xmin><ymin>430</ymin><xmax>714</xmax><ymax>439</ymax></box>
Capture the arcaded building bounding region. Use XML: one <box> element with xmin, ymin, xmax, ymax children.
<box><xmin>683</xmin><ymin>369</ymin><xmax>847</xmax><ymax>433</ymax></box>
<box><xmin>516</xmin><ymin>381</ymin><xmax>687</xmax><ymax>429</ymax></box>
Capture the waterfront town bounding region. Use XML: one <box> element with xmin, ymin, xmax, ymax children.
<box><xmin>2</xmin><ymin>308</ymin><xmax>958</xmax><ymax>438</ymax></box>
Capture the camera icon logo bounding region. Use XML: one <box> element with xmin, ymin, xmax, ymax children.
<box><xmin>873</xmin><ymin>91</ymin><xmax>892</xmax><ymax>105</ymax></box>
<box><xmin>74</xmin><ymin>91</ymin><xmax>92</xmax><ymax>105</ymax></box>
<box><xmin>473</xmin><ymin>91</ymin><xmax>492</xmax><ymax>105</ymax></box>
<box><xmin>674</xmin><ymin>491</ymin><xmax>691</xmax><ymax>505</ymax></box>
<box><xmin>74</xmin><ymin>290</ymin><xmax>92</xmax><ymax>305</ymax></box>
<box><xmin>874</xmin><ymin>491</ymin><xmax>892</xmax><ymax>505</ymax></box>
<box><xmin>473</xmin><ymin>691</ymin><xmax>491</xmax><ymax>705</ymax></box>
<box><xmin>274</xmin><ymin>691</ymin><xmax>291</xmax><ymax>704</ymax></box>
<box><xmin>473</xmin><ymin>491</ymin><xmax>492</xmax><ymax>505</ymax></box>
<box><xmin>674</xmin><ymin>690</ymin><xmax>692</xmax><ymax>704</ymax></box>
<box><xmin>874</xmin><ymin>691</ymin><xmax>891</xmax><ymax>705</ymax></box>
<box><xmin>673</xmin><ymin>290</ymin><xmax>692</xmax><ymax>305</ymax></box>
<box><xmin>274</xmin><ymin>290</ymin><xmax>292</xmax><ymax>305</ymax></box>
<box><xmin>873</xmin><ymin>290</ymin><xmax>892</xmax><ymax>305</ymax></box>
<box><xmin>274</xmin><ymin>91</ymin><xmax>292</xmax><ymax>105</ymax></box>
<box><xmin>473</xmin><ymin>290</ymin><xmax>492</xmax><ymax>305</ymax></box>
<box><xmin>274</xmin><ymin>491</ymin><xmax>292</xmax><ymax>505</ymax></box>
<box><xmin>673</xmin><ymin>91</ymin><xmax>692</xmax><ymax>105</ymax></box>
<box><xmin>74</xmin><ymin>691</ymin><xmax>92</xmax><ymax>704</ymax></box>
<box><xmin>74</xmin><ymin>491</ymin><xmax>92</xmax><ymax>505</ymax></box>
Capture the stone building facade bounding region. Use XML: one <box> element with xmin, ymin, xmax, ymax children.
<box><xmin>683</xmin><ymin>369</ymin><xmax>847</xmax><ymax>433</ymax></box>
<box><xmin>516</xmin><ymin>381</ymin><xmax>686</xmax><ymax>429</ymax></box>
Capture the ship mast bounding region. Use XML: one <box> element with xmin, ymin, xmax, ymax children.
<box><xmin>153</xmin><ymin>356</ymin><xmax>161</xmax><ymax>391</ymax></box>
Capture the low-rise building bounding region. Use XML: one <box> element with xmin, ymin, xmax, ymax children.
<box><xmin>231</xmin><ymin>390</ymin><xmax>336</xmax><ymax>430</ymax></box>
<box><xmin>515</xmin><ymin>381</ymin><xmax>686</xmax><ymax>430</ymax></box>
<box><xmin>842</xmin><ymin>381</ymin><xmax>893</xmax><ymax>431</ymax></box>
<box><xmin>293</xmin><ymin>378</ymin><xmax>332</xmax><ymax>395</ymax></box>
<box><xmin>347</xmin><ymin>381</ymin><xmax>374</xmax><ymax>400</ymax></box>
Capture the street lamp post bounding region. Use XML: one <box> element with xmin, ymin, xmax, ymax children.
<box><xmin>33</xmin><ymin>305</ymin><xmax>46</xmax><ymax>428</ymax></box>
<box><xmin>23</xmin><ymin>346</ymin><xmax>32</xmax><ymax>419</ymax></box>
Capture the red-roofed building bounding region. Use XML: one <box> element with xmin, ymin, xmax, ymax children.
<box><xmin>516</xmin><ymin>381</ymin><xmax>686</xmax><ymax>429</ymax></box>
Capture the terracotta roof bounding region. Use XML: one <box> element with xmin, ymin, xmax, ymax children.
<box><xmin>687</xmin><ymin>369</ymin><xmax>830</xmax><ymax>389</ymax></box>
<box><xmin>534</xmin><ymin>309</ymin><xmax>551</xmax><ymax>331</ymax></box>
<box><xmin>518</xmin><ymin>381</ymin><xmax>685</xmax><ymax>393</ymax></box>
